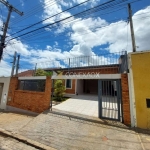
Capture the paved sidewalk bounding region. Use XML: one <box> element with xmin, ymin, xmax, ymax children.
<box><xmin>137</xmin><ymin>130</ymin><xmax>150</xmax><ymax>150</ymax></box>
<box><xmin>0</xmin><ymin>112</ymin><xmax>34</xmax><ymax>132</ymax></box>
<box><xmin>0</xmin><ymin>111</ymin><xmax>149</xmax><ymax>150</ymax></box>
<box><xmin>0</xmin><ymin>135</ymin><xmax>38</xmax><ymax>150</ymax></box>
<box><xmin>17</xmin><ymin>111</ymin><xmax>148</xmax><ymax>150</ymax></box>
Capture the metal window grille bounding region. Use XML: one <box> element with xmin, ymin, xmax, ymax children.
<box><xmin>18</xmin><ymin>80</ymin><xmax>46</xmax><ymax>92</ymax></box>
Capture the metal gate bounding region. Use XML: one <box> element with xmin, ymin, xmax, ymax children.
<box><xmin>98</xmin><ymin>79</ymin><xmax>122</xmax><ymax>121</ymax></box>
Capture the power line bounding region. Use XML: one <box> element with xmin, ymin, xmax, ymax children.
<box><xmin>7</xmin><ymin>18</ymin><xmax>129</xmax><ymax>46</ymax></box>
<box><xmin>10</xmin><ymin>0</ymin><xmax>60</xmax><ymax>24</ymax></box>
<box><xmin>9</xmin><ymin>0</ymin><xmax>99</xmax><ymax>37</ymax></box>
<box><xmin>7</xmin><ymin>0</ymin><xmax>142</xmax><ymax>43</ymax></box>
<box><xmin>7</xmin><ymin>0</ymin><xmax>144</xmax><ymax>45</ymax></box>
<box><xmin>0</xmin><ymin>0</ymin><xmax>23</xmax><ymax>60</ymax></box>
<box><xmin>8</xmin><ymin>6</ymin><xmax>127</xmax><ymax>43</ymax></box>
<box><xmin>7</xmin><ymin>0</ymin><xmax>129</xmax><ymax>42</ymax></box>
<box><xmin>6</xmin><ymin>14</ymin><xmax>150</xmax><ymax>47</ymax></box>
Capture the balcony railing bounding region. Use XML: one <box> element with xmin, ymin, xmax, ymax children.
<box><xmin>37</xmin><ymin>51</ymin><xmax>128</xmax><ymax>73</ymax></box>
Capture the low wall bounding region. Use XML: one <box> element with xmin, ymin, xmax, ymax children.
<box><xmin>7</xmin><ymin>77</ymin><xmax>51</xmax><ymax>113</ymax></box>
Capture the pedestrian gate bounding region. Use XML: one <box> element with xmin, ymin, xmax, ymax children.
<box><xmin>98</xmin><ymin>80</ymin><xmax>122</xmax><ymax>121</ymax></box>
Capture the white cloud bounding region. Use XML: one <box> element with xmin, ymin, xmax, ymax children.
<box><xmin>0</xmin><ymin>60</ymin><xmax>11</xmax><ymax>77</ymax></box>
<box><xmin>70</xmin><ymin>6</ymin><xmax>150</xmax><ymax>53</ymax></box>
<box><xmin>42</xmin><ymin>0</ymin><xmax>72</xmax><ymax>24</ymax></box>
<box><xmin>20</xmin><ymin>0</ymin><xmax>24</xmax><ymax>6</ymax></box>
<box><xmin>1</xmin><ymin>5</ymin><xmax>150</xmax><ymax>76</ymax></box>
<box><xmin>59</xmin><ymin>0</ymin><xmax>73</xmax><ymax>7</ymax></box>
<box><xmin>6</xmin><ymin>40</ymin><xmax>30</xmax><ymax>56</ymax></box>
<box><xmin>73</xmin><ymin>0</ymin><xmax>98</xmax><ymax>5</ymax></box>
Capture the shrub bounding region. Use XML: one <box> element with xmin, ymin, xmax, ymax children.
<box><xmin>54</xmin><ymin>80</ymin><xmax>65</xmax><ymax>101</ymax></box>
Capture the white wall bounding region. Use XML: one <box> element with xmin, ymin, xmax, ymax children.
<box><xmin>0</xmin><ymin>77</ymin><xmax>10</xmax><ymax>109</ymax></box>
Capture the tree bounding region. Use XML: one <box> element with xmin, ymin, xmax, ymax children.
<box><xmin>35</xmin><ymin>68</ymin><xmax>52</xmax><ymax>76</ymax></box>
<box><xmin>54</xmin><ymin>80</ymin><xmax>65</xmax><ymax>101</ymax></box>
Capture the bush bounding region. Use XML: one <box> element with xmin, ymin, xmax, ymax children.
<box><xmin>54</xmin><ymin>80</ymin><xmax>65</xmax><ymax>101</ymax></box>
<box><xmin>35</xmin><ymin>68</ymin><xmax>52</xmax><ymax>76</ymax></box>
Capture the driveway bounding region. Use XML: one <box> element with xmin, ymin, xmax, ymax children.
<box><xmin>53</xmin><ymin>94</ymin><xmax>119</xmax><ymax>118</ymax></box>
<box><xmin>53</xmin><ymin>94</ymin><xmax>98</xmax><ymax>117</ymax></box>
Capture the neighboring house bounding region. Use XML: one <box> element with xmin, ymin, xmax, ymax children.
<box><xmin>0</xmin><ymin>77</ymin><xmax>10</xmax><ymax>110</ymax></box>
<box><xmin>17</xmin><ymin>70</ymin><xmax>34</xmax><ymax>77</ymax></box>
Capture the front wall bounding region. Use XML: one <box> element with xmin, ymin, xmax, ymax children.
<box><xmin>131</xmin><ymin>52</ymin><xmax>150</xmax><ymax>129</ymax></box>
<box><xmin>7</xmin><ymin>77</ymin><xmax>51</xmax><ymax>113</ymax></box>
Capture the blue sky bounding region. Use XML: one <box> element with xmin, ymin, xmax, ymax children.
<box><xmin>0</xmin><ymin>0</ymin><xmax>150</xmax><ymax>76</ymax></box>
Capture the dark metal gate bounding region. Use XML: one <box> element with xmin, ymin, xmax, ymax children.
<box><xmin>98</xmin><ymin>79</ymin><xmax>122</xmax><ymax>121</ymax></box>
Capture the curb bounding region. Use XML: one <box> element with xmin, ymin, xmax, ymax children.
<box><xmin>0</xmin><ymin>128</ymin><xmax>56</xmax><ymax>150</ymax></box>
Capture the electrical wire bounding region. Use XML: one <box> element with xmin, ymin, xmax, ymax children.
<box><xmin>6</xmin><ymin>14</ymin><xmax>150</xmax><ymax>47</ymax></box>
<box><xmin>8</xmin><ymin>6</ymin><xmax>127</xmax><ymax>43</ymax></box>
<box><xmin>7</xmin><ymin>18</ymin><xmax>128</xmax><ymax>46</ymax></box>
<box><xmin>7</xmin><ymin>0</ymin><xmax>143</xmax><ymax>43</ymax></box>
<box><xmin>9</xmin><ymin>0</ymin><xmax>101</xmax><ymax>36</ymax></box>
<box><xmin>9</xmin><ymin>0</ymin><xmax>144</xmax><ymax>44</ymax></box>
<box><xmin>7</xmin><ymin>0</ymin><xmax>128</xmax><ymax>42</ymax></box>
<box><xmin>10</xmin><ymin>0</ymin><xmax>60</xmax><ymax>24</ymax></box>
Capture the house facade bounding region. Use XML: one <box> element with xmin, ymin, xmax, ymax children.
<box><xmin>4</xmin><ymin>51</ymin><xmax>150</xmax><ymax>129</ymax></box>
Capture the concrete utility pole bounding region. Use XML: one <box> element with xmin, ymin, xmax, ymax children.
<box><xmin>128</xmin><ymin>3</ymin><xmax>136</xmax><ymax>52</ymax></box>
<box><xmin>0</xmin><ymin>0</ymin><xmax>23</xmax><ymax>61</ymax></box>
<box><xmin>11</xmin><ymin>51</ymin><xmax>17</xmax><ymax>77</ymax></box>
<box><xmin>15</xmin><ymin>54</ymin><xmax>20</xmax><ymax>76</ymax></box>
<box><xmin>33</xmin><ymin>63</ymin><xmax>37</xmax><ymax>76</ymax></box>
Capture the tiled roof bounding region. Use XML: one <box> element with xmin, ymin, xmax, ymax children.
<box><xmin>17</xmin><ymin>70</ymin><xmax>34</xmax><ymax>77</ymax></box>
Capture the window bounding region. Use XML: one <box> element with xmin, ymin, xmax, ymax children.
<box><xmin>66</xmin><ymin>79</ymin><xmax>72</xmax><ymax>89</ymax></box>
<box><xmin>18</xmin><ymin>80</ymin><xmax>45</xmax><ymax>92</ymax></box>
<box><xmin>146</xmin><ymin>99</ymin><xmax>150</xmax><ymax>108</ymax></box>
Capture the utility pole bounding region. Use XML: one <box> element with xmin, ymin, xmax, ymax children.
<box><xmin>15</xmin><ymin>54</ymin><xmax>20</xmax><ymax>76</ymax></box>
<box><xmin>11</xmin><ymin>51</ymin><xmax>17</xmax><ymax>77</ymax></box>
<box><xmin>128</xmin><ymin>3</ymin><xmax>136</xmax><ymax>52</ymax></box>
<box><xmin>33</xmin><ymin>63</ymin><xmax>37</xmax><ymax>76</ymax></box>
<box><xmin>0</xmin><ymin>0</ymin><xmax>23</xmax><ymax>61</ymax></box>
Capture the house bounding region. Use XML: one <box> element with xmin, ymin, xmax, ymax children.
<box><xmin>4</xmin><ymin>51</ymin><xmax>130</xmax><ymax>127</ymax></box>
<box><xmin>17</xmin><ymin>70</ymin><xmax>34</xmax><ymax>77</ymax></box>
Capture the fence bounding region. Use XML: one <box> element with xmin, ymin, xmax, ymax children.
<box><xmin>36</xmin><ymin>51</ymin><xmax>128</xmax><ymax>73</ymax></box>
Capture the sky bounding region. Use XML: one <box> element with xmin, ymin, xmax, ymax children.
<box><xmin>0</xmin><ymin>0</ymin><xmax>150</xmax><ymax>76</ymax></box>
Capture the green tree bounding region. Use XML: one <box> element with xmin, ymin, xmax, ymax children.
<box><xmin>35</xmin><ymin>69</ymin><xmax>52</xmax><ymax>76</ymax></box>
<box><xmin>54</xmin><ymin>80</ymin><xmax>65</xmax><ymax>101</ymax></box>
